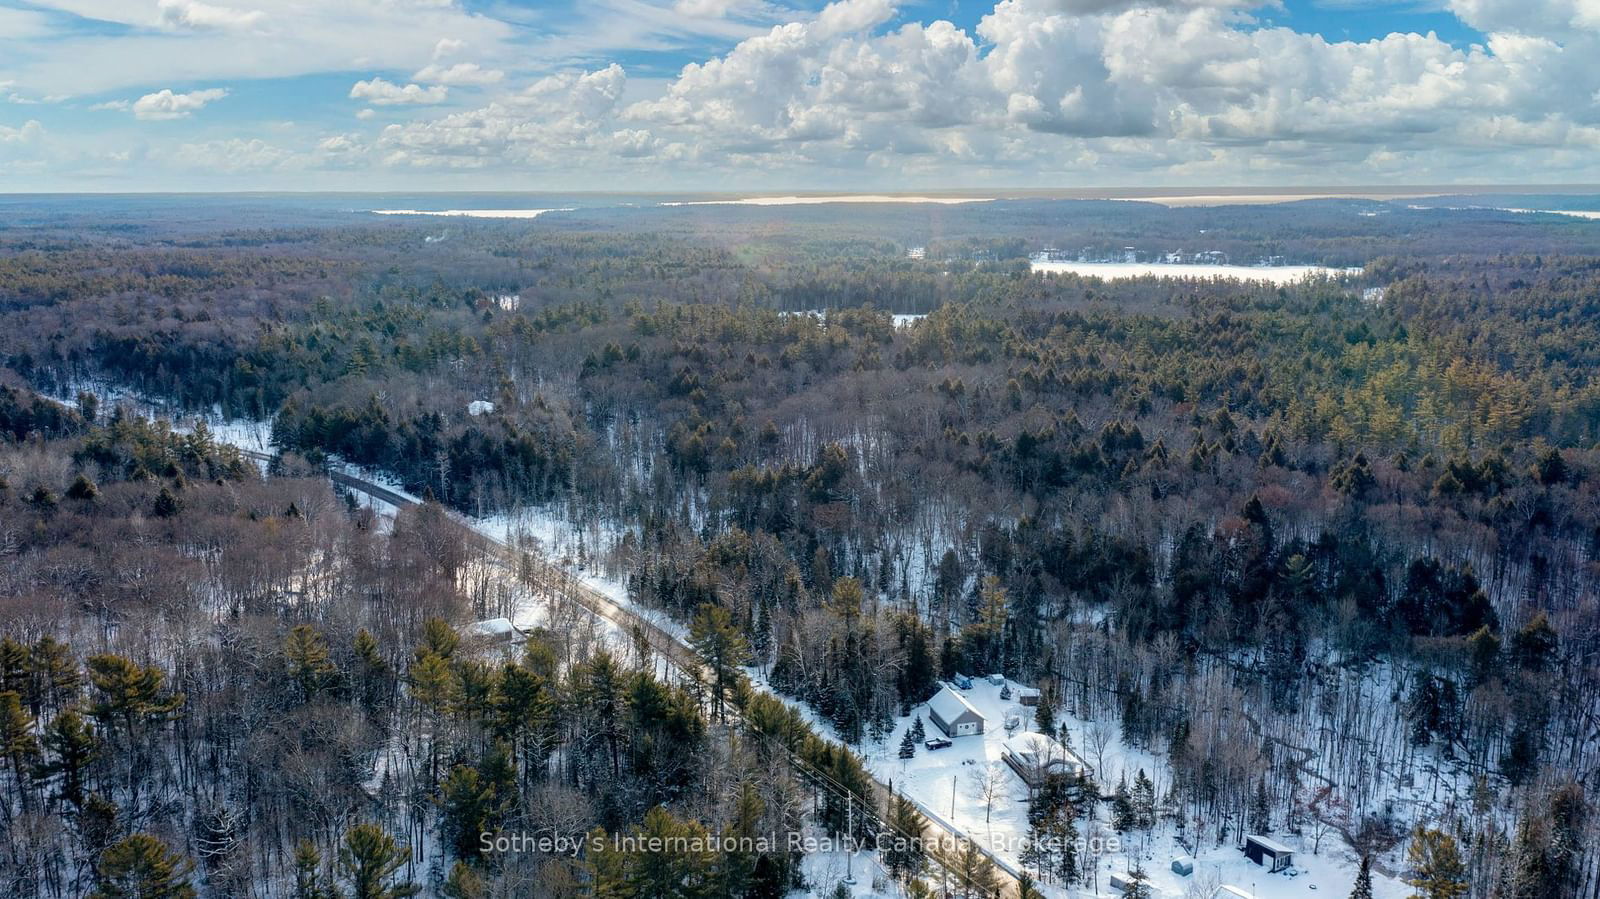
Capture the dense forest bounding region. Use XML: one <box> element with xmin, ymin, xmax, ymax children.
<box><xmin>3</xmin><ymin>196</ymin><xmax>1600</xmax><ymax>898</ymax></box>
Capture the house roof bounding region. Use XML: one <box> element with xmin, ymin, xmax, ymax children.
<box><xmin>1245</xmin><ymin>834</ymin><xmax>1294</xmax><ymax>855</ymax></box>
<box><xmin>928</xmin><ymin>684</ymin><xmax>983</xmax><ymax>724</ymax></box>
<box><xmin>466</xmin><ymin>617</ymin><xmax>518</xmax><ymax>637</ymax></box>
<box><xmin>1003</xmin><ymin>732</ymin><xmax>1086</xmax><ymax>770</ymax></box>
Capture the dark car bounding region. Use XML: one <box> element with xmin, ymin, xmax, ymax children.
<box><xmin>924</xmin><ymin>738</ymin><xmax>953</xmax><ymax>750</ymax></box>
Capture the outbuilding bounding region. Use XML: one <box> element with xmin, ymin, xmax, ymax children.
<box><xmin>1243</xmin><ymin>834</ymin><xmax>1294</xmax><ymax>872</ymax></box>
<box><xmin>464</xmin><ymin>617</ymin><xmax>525</xmax><ymax>648</ymax></box>
<box><xmin>927</xmin><ymin>683</ymin><xmax>985</xmax><ymax>738</ymax></box>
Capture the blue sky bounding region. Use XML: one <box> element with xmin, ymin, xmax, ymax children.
<box><xmin>2</xmin><ymin>0</ymin><xmax>1597</xmax><ymax>191</ymax></box>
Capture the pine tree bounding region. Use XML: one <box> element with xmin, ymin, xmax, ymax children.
<box><xmin>90</xmin><ymin>833</ymin><xmax>197</xmax><ymax>899</ymax></box>
<box><xmin>436</xmin><ymin>764</ymin><xmax>497</xmax><ymax>859</ymax></box>
<box><xmin>1250</xmin><ymin>776</ymin><xmax>1272</xmax><ymax>833</ymax></box>
<box><xmin>1034</xmin><ymin>698</ymin><xmax>1055</xmax><ymax>735</ymax></box>
<box><xmin>910</xmin><ymin>715</ymin><xmax>925</xmax><ymax>741</ymax></box>
<box><xmin>883</xmin><ymin>792</ymin><xmax>927</xmax><ymax>882</ymax></box>
<box><xmin>152</xmin><ymin>486</ymin><xmax>181</xmax><ymax>518</ymax></box>
<box><xmin>1112</xmin><ymin>776</ymin><xmax>1135</xmax><ymax>832</ymax></box>
<box><xmin>1132</xmin><ymin>768</ymin><xmax>1156</xmax><ymax>829</ymax></box>
<box><xmin>37</xmin><ymin>706</ymin><xmax>99</xmax><ymax>806</ymax></box>
<box><xmin>1406</xmin><ymin>826</ymin><xmax>1469</xmax><ymax>899</ymax></box>
<box><xmin>441</xmin><ymin>861</ymin><xmax>487</xmax><ymax>899</ymax></box>
<box><xmin>293</xmin><ymin>840</ymin><xmax>334</xmax><ymax>899</ymax></box>
<box><xmin>67</xmin><ymin>474</ymin><xmax>99</xmax><ymax>501</ymax></box>
<box><xmin>337</xmin><ymin>822</ymin><xmax>420</xmax><ymax>899</ymax></box>
<box><xmin>1350</xmin><ymin>855</ymin><xmax>1374</xmax><ymax>899</ymax></box>
<box><xmin>85</xmin><ymin>654</ymin><xmax>184</xmax><ymax>743</ymax></box>
<box><xmin>689</xmin><ymin>602</ymin><xmax>751</xmax><ymax>723</ymax></box>
<box><xmin>28</xmin><ymin>635</ymin><xmax>82</xmax><ymax>712</ymax></box>
<box><xmin>0</xmin><ymin>689</ymin><xmax>40</xmax><ymax>809</ymax></box>
<box><xmin>285</xmin><ymin>624</ymin><xmax>337</xmax><ymax>701</ymax></box>
<box><xmin>899</xmin><ymin>729</ymin><xmax>917</xmax><ymax>759</ymax></box>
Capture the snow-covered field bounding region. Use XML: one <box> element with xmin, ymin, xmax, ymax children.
<box><xmin>1030</xmin><ymin>261</ymin><xmax>1360</xmax><ymax>284</ymax></box>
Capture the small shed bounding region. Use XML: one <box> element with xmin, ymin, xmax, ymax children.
<box><xmin>464</xmin><ymin>617</ymin><xmax>524</xmax><ymax>647</ymax></box>
<box><xmin>927</xmin><ymin>684</ymin><xmax>985</xmax><ymax>738</ymax></box>
<box><xmin>1243</xmin><ymin>834</ymin><xmax>1294</xmax><ymax>872</ymax></box>
<box><xmin>1171</xmin><ymin>857</ymin><xmax>1194</xmax><ymax>876</ymax></box>
<box><xmin>1016</xmin><ymin>686</ymin><xmax>1041</xmax><ymax>707</ymax></box>
<box><xmin>986</xmin><ymin>673</ymin><xmax>1005</xmax><ymax>686</ymax></box>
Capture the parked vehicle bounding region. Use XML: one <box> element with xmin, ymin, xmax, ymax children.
<box><xmin>925</xmin><ymin>738</ymin><xmax>953</xmax><ymax>750</ymax></box>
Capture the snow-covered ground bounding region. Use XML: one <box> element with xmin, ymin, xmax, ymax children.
<box><xmin>753</xmin><ymin>670</ymin><xmax>1410</xmax><ymax>899</ymax></box>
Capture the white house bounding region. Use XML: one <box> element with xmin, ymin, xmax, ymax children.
<box><xmin>1001</xmin><ymin>731</ymin><xmax>1090</xmax><ymax>787</ymax></box>
<box><xmin>927</xmin><ymin>684</ymin><xmax>985</xmax><ymax>738</ymax></box>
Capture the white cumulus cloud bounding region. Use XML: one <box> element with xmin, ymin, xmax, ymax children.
<box><xmin>349</xmin><ymin>78</ymin><xmax>449</xmax><ymax>105</ymax></box>
<box><xmin>132</xmin><ymin>87</ymin><xmax>229</xmax><ymax>120</ymax></box>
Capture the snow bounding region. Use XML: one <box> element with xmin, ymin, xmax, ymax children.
<box><xmin>752</xmin><ymin>672</ymin><xmax>1414</xmax><ymax>899</ymax></box>
<box><xmin>467</xmin><ymin>400</ymin><xmax>495</xmax><ymax>416</ymax></box>
<box><xmin>1030</xmin><ymin>261</ymin><xmax>1359</xmax><ymax>284</ymax></box>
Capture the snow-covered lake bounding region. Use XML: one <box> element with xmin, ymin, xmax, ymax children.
<box><xmin>1031</xmin><ymin>261</ymin><xmax>1359</xmax><ymax>284</ymax></box>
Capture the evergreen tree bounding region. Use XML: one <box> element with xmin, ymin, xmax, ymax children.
<box><xmin>436</xmin><ymin>764</ymin><xmax>498</xmax><ymax>859</ymax></box>
<box><xmin>1132</xmin><ymin>768</ymin><xmax>1156</xmax><ymax>829</ymax></box>
<box><xmin>1112</xmin><ymin>776</ymin><xmax>1136</xmax><ymax>832</ymax></box>
<box><xmin>337</xmin><ymin>822</ymin><xmax>420</xmax><ymax>899</ymax></box>
<box><xmin>285</xmin><ymin>624</ymin><xmax>337</xmax><ymax>701</ymax></box>
<box><xmin>899</xmin><ymin>729</ymin><xmax>917</xmax><ymax>759</ymax></box>
<box><xmin>90</xmin><ymin>833</ymin><xmax>197</xmax><ymax>899</ymax></box>
<box><xmin>1406</xmin><ymin>826</ymin><xmax>1469</xmax><ymax>899</ymax></box>
<box><xmin>67</xmin><ymin>474</ymin><xmax>99</xmax><ymax>501</ymax></box>
<box><xmin>0</xmin><ymin>689</ymin><xmax>40</xmax><ymax>810</ymax></box>
<box><xmin>1350</xmin><ymin>855</ymin><xmax>1374</xmax><ymax>899</ymax></box>
<box><xmin>152</xmin><ymin>486</ymin><xmax>181</xmax><ymax>518</ymax></box>
<box><xmin>28</xmin><ymin>634</ymin><xmax>82</xmax><ymax>712</ymax></box>
<box><xmin>37</xmin><ymin>706</ymin><xmax>99</xmax><ymax>807</ymax></box>
<box><xmin>441</xmin><ymin>861</ymin><xmax>487</xmax><ymax>899</ymax></box>
<box><xmin>1250</xmin><ymin>777</ymin><xmax>1272</xmax><ymax>833</ymax></box>
<box><xmin>883</xmin><ymin>792</ymin><xmax>927</xmax><ymax>883</ymax></box>
<box><xmin>688</xmin><ymin>603</ymin><xmax>750</xmax><ymax>723</ymax></box>
<box><xmin>910</xmin><ymin>716</ymin><xmax>925</xmax><ymax>741</ymax></box>
<box><xmin>293</xmin><ymin>840</ymin><xmax>334</xmax><ymax>899</ymax></box>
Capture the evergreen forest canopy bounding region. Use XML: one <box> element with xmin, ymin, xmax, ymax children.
<box><xmin>2</xmin><ymin>193</ymin><xmax>1600</xmax><ymax>898</ymax></box>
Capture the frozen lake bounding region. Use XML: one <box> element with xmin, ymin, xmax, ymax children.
<box><xmin>1031</xmin><ymin>261</ymin><xmax>1359</xmax><ymax>284</ymax></box>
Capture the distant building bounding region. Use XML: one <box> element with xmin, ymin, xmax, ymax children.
<box><xmin>1123</xmin><ymin>246</ymin><xmax>1138</xmax><ymax>263</ymax></box>
<box><xmin>464</xmin><ymin>617</ymin><xmax>525</xmax><ymax>648</ymax></box>
<box><xmin>467</xmin><ymin>400</ymin><xmax>495</xmax><ymax>416</ymax></box>
<box><xmin>927</xmin><ymin>684</ymin><xmax>985</xmax><ymax>737</ymax></box>
<box><xmin>907</xmin><ymin>246</ymin><xmax>926</xmax><ymax>260</ymax></box>
<box><xmin>1243</xmin><ymin>834</ymin><xmax>1294</xmax><ymax>872</ymax></box>
<box><xmin>1001</xmin><ymin>732</ymin><xmax>1090</xmax><ymax>787</ymax></box>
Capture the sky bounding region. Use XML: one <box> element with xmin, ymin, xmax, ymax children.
<box><xmin>1</xmin><ymin>0</ymin><xmax>1599</xmax><ymax>191</ymax></box>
